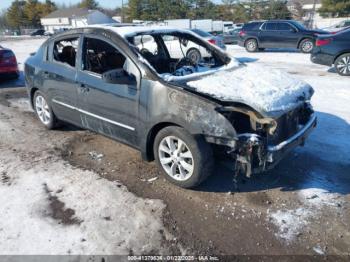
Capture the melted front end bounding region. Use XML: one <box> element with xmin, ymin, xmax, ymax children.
<box><xmin>217</xmin><ymin>102</ymin><xmax>316</xmax><ymax>177</ymax></box>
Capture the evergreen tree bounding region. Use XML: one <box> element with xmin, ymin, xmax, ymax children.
<box><xmin>261</xmin><ymin>0</ymin><xmax>292</xmax><ymax>20</ymax></box>
<box><xmin>319</xmin><ymin>0</ymin><xmax>350</xmax><ymax>17</ymax></box>
<box><xmin>6</xmin><ymin>0</ymin><xmax>28</xmax><ymax>29</ymax></box>
<box><xmin>79</xmin><ymin>0</ymin><xmax>99</xmax><ymax>9</ymax></box>
<box><xmin>24</xmin><ymin>0</ymin><xmax>42</xmax><ymax>27</ymax></box>
<box><xmin>40</xmin><ymin>0</ymin><xmax>57</xmax><ymax>17</ymax></box>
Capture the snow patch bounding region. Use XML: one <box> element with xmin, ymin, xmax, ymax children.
<box><xmin>270</xmin><ymin>208</ymin><xmax>310</xmax><ymax>242</ymax></box>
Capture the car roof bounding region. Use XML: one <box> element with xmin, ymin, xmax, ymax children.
<box><xmin>83</xmin><ymin>25</ymin><xmax>195</xmax><ymax>38</ymax></box>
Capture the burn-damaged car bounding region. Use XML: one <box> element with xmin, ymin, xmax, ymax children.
<box><xmin>25</xmin><ymin>26</ymin><xmax>317</xmax><ymax>188</ymax></box>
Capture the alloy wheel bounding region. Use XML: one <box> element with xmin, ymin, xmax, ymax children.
<box><xmin>158</xmin><ymin>136</ymin><xmax>194</xmax><ymax>181</ymax></box>
<box><xmin>35</xmin><ymin>95</ymin><xmax>51</xmax><ymax>125</ymax></box>
<box><xmin>246</xmin><ymin>40</ymin><xmax>257</xmax><ymax>52</ymax></box>
<box><xmin>301</xmin><ymin>40</ymin><xmax>313</xmax><ymax>53</ymax></box>
<box><xmin>336</xmin><ymin>55</ymin><xmax>350</xmax><ymax>75</ymax></box>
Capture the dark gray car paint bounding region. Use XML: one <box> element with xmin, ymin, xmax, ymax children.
<box><xmin>25</xmin><ymin>27</ymin><xmax>237</xmax><ymax>161</ymax></box>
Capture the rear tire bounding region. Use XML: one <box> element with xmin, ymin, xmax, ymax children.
<box><xmin>153</xmin><ymin>126</ymin><xmax>213</xmax><ymax>188</ymax></box>
<box><xmin>299</xmin><ymin>38</ymin><xmax>314</xmax><ymax>53</ymax></box>
<box><xmin>334</xmin><ymin>53</ymin><xmax>350</xmax><ymax>76</ymax></box>
<box><xmin>33</xmin><ymin>91</ymin><xmax>59</xmax><ymax>129</ymax></box>
<box><xmin>245</xmin><ymin>39</ymin><xmax>258</xmax><ymax>52</ymax></box>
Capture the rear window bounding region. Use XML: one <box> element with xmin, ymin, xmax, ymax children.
<box><xmin>265</xmin><ymin>22</ymin><xmax>278</xmax><ymax>30</ymax></box>
<box><xmin>242</xmin><ymin>22</ymin><xmax>263</xmax><ymax>31</ymax></box>
<box><xmin>0</xmin><ymin>50</ymin><xmax>14</xmax><ymax>58</ymax></box>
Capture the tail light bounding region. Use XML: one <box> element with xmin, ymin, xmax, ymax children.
<box><xmin>208</xmin><ymin>39</ymin><xmax>216</xmax><ymax>45</ymax></box>
<box><xmin>316</xmin><ymin>38</ymin><xmax>332</xmax><ymax>46</ymax></box>
<box><xmin>239</xmin><ymin>30</ymin><xmax>246</xmax><ymax>37</ymax></box>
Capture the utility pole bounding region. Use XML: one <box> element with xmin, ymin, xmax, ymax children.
<box><xmin>121</xmin><ymin>0</ymin><xmax>124</xmax><ymax>23</ymax></box>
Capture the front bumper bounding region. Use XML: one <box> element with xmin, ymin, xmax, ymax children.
<box><xmin>237</xmin><ymin>39</ymin><xmax>245</xmax><ymax>47</ymax></box>
<box><xmin>264</xmin><ymin>114</ymin><xmax>317</xmax><ymax>171</ymax></box>
<box><xmin>310</xmin><ymin>52</ymin><xmax>333</xmax><ymax>66</ymax></box>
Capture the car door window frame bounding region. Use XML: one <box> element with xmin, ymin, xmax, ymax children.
<box><xmin>48</xmin><ymin>34</ymin><xmax>82</xmax><ymax>70</ymax></box>
<box><xmin>79</xmin><ymin>34</ymin><xmax>142</xmax><ymax>89</ymax></box>
<box><xmin>285</xmin><ymin>22</ymin><xmax>299</xmax><ymax>32</ymax></box>
<box><xmin>264</xmin><ymin>22</ymin><xmax>278</xmax><ymax>31</ymax></box>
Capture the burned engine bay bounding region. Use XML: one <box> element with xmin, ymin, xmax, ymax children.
<box><xmin>215</xmin><ymin>102</ymin><xmax>315</xmax><ymax>180</ymax></box>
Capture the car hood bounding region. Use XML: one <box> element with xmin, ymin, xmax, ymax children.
<box><xmin>184</xmin><ymin>62</ymin><xmax>314</xmax><ymax>117</ymax></box>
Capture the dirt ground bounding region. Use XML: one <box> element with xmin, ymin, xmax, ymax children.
<box><xmin>0</xmin><ymin>37</ymin><xmax>349</xmax><ymax>258</ymax></box>
<box><xmin>1</xmin><ymin>86</ymin><xmax>349</xmax><ymax>258</ymax></box>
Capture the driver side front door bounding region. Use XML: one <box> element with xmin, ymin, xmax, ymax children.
<box><xmin>76</xmin><ymin>35</ymin><xmax>141</xmax><ymax>147</ymax></box>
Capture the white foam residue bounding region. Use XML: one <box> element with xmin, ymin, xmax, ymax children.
<box><xmin>187</xmin><ymin>63</ymin><xmax>313</xmax><ymax>113</ymax></box>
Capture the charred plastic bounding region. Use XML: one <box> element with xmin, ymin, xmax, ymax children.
<box><xmin>210</xmin><ymin>102</ymin><xmax>314</xmax><ymax>177</ymax></box>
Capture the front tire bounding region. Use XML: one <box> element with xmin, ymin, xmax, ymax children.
<box><xmin>334</xmin><ymin>53</ymin><xmax>350</xmax><ymax>76</ymax></box>
<box><xmin>299</xmin><ymin>38</ymin><xmax>314</xmax><ymax>53</ymax></box>
<box><xmin>245</xmin><ymin>39</ymin><xmax>258</xmax><ymax>52</ymax></box>
<box><xmin>33</xmin><ymin>91</ymin><xmax>58</xmax><ymax>129</ymax></box>
<box><xmin>154</xmin><ymin>126</ymin><xmax>213</xmax><ymax>188</ymax></box>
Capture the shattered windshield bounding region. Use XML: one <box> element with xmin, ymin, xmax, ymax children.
<box><xmin>127</xmin><ymin>31</ymin><xmax>227</xmax><ymax>79</ymax></box>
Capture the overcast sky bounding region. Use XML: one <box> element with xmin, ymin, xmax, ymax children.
<box><xmin>1</xmin><ymin>0</ymin><xmax>223</xmax><ymax>10</ymax></box>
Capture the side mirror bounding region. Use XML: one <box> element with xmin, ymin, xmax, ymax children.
<box><xmin>102</xmin><ymin>69</ymin><xmax>137</xmax><ymax>85</ymax></box>
<box><xmin>180</xmin><ymin>38</ymin><xmax>188</xmax><ymax>47</ymax></box>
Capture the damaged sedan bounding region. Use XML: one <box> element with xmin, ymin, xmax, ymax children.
<box><xmin>25</xmin><ymin>25</ymin><xmax>317</xmax><ymax>188</ymax></box>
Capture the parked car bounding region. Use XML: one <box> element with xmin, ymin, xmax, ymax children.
<box><xmin>220</xmin><ymin>28</ymin><xmax>241</xmax><ymax>44</ymax></box>
<box><xmin>190</xmin><ymin>29</ymin><xmax>226</xmax><ymax>50</ymax></box>
<box><xmin>238</xmin><ymin>20</ymin><xmax>329</xmax><ymax>53</ymax></box>
<box><xmin>25</xmin><ymin>26</ymin><xmax>316</xmax><ymax>188</ymax></box>
<box><xmin>30</xmin><ymin>29</ymin><xmax>46</xmax><ymax>36</ymax></box>
<box><xmin>0</xmin><ymin>46</ymin><xmax>19</xmax><ymax>79</ymax></box>
<box><xmin>323</xmin><ymin>20</ymin><xmax>350</xmax><ymax>33</ymax></box>
<box><xmin>311</xmin><ymin>29</ymin><xmax>350</xmax><ymax>76</ymax></box>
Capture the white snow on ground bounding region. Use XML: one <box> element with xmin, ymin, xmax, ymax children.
<box><xmin>0</xmin><ymin>152</ymin><xmax>166</xmax><ymax>255</ymax></box>
<box><xmin>187</xmin><ymin>63</ymin><xmax>313</xmax><ymax>114</ymax></box>
<box><xmin>225</xmin><ymin>46</ymin><xmax>349</xmax><ymax>246</ymax></box>
<box><xmin>269</xmin><ymin>208</ymin><xmax>311</xmax><ymax>242</ymax></box>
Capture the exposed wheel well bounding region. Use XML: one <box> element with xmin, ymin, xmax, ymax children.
<box><xmin>29</xmin><ymin>87</ymin><xmax>39</xmax><ymax>109</ymax></box>
<box><xmin>145</xmin><ymin>122</ymin><xmax>181</xmax><ymax>161</ymax></box>
<box><xmin>333</xmin><ymin>52</ymin><xmax>350</xmax><ymax>64</ymax></box>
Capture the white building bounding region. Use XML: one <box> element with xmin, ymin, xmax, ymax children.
<box><xmin>41</xmin><ymin>8</ymin><xmax>116</xmax><ymax>33</ymax></box>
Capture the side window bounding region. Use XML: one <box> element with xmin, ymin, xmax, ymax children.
<box><xmin>53</xmin><ymin>37</ymin><xmax>79</xmax><ymax>67</ymax></box>
<box><xmin>133</xmin><ymin>35</ymin><xmax>158</xmax><ymax>55</ymax></box>
<box><xmin>277</xmin><ymin>23</ymin><xmax>293</xmax><ymax>31</ymax></box>
<box><xmin>265</xmin><ymin>23</ymin><xmax>277</xmax><ymax>31</ymax></box>
<box><xmin>82</xmin><ymin>37</ymin><xmax>126</xmax><ymax>75</ymax></box>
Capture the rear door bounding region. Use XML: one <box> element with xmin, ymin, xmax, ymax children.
<box><xmin>259</xmin><ymin>22</ymin><xmax>279</xmax><ymax>48</ymax></box>
<box><xmin>45</xmin><ymin>35</ymin><xmax>81</xmax><ymax>124</ymax></box>
<box><xmin>76</xmin><ymin>35</ymin><xmax>141</xmax><ymax>146</ymax></box>
<box><xmin>276</xmin><ymin>22</ymin><xmax>299</xmax><ymax>48</ymax></box>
